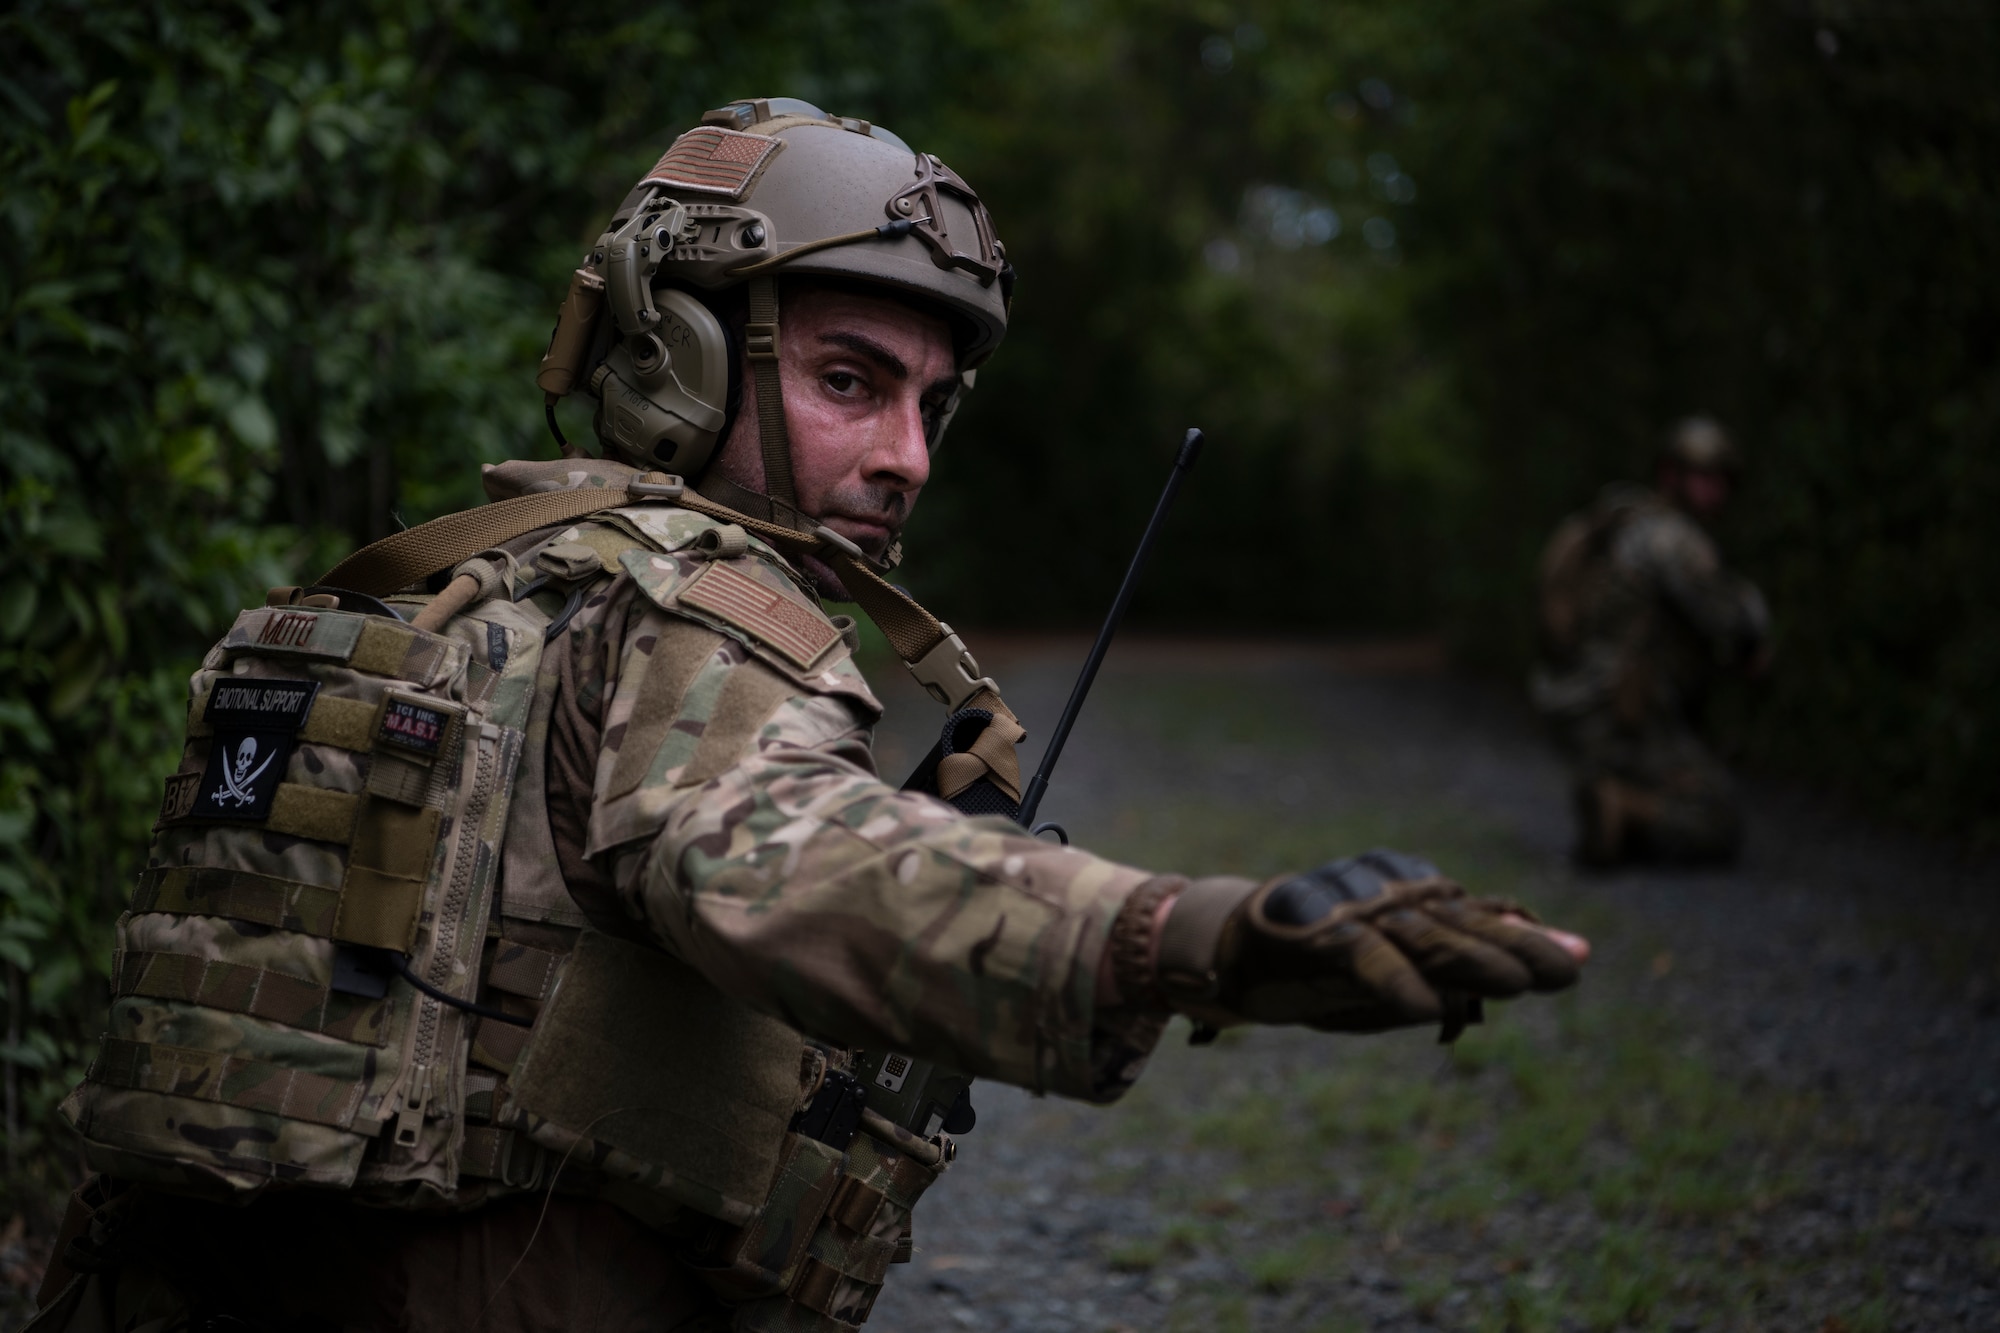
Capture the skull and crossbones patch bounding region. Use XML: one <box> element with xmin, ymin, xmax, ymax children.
<box><xmin>186</xmin><ymin>678</ymin><xmax>320</xmax><ymax>823</ymax></box>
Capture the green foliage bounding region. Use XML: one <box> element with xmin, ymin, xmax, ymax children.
<box><xmin>0</xmin><ymin>0</ymin><xmax>997</xmax><ymax>1225</ymax></box>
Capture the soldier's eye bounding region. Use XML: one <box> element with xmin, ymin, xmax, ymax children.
<box><xmin>825</xmin><ymin>372</ymin><xmax>859</xmax><ymax>394</ymax></box>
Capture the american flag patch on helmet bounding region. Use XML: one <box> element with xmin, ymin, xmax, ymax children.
<box><xmin>641</xmin><ymin>128</ymin><xmax>783</xmax><ymax>198</ymax></box>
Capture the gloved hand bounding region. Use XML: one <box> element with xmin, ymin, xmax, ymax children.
<box><xmin>1141</xmin><ymin>850</ymin><xmax>1581</xmax><ymax>1038</ymax></box>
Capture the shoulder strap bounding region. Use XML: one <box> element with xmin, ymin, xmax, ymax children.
<box><xmin>318</xmin><ymin>472</ymin><xmax>1005</xmax><ymax>717</ymax></box>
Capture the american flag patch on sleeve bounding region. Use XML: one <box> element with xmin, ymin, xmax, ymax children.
<box><xmin>641</xmin><ymin>128</ymin><xmax>784</xmax><ymax>199</ymax></box>
<box><xmin>679</xmin><ymin>561</ymin><xmax>841</xmax><ymax>669</ymax></box>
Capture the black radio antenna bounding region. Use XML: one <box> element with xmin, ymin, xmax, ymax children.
<box><xmin>1017</xmin><ymin>427</ymin><xmax>1205</xmax><ymax>836</ymax></box>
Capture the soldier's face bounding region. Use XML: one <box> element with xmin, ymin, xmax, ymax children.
<box><xmin>711</xmin><ymin>284</ymin><xmax>959</xmax><ymax>597</ymax></box>
<box><xmin>1671</xmin><ymin>466</ymin><xmax>1733</xmax><ymax>520</ymax></box>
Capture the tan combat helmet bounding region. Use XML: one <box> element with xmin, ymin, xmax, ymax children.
<box><xmin>1661</xmin><ymin>415</ymin><xmax>1741</xmax><ymax>473</ymax></box>
<box><xmin>535</xmin><ymin>96</ymin><xmax>1013</xmax><ymax>528</ymax></box>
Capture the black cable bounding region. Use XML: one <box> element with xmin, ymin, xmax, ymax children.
<box><xmin>543</xmin><ymin>585</ymin><xmax>587</xmax><ymax>642</ymax></box>
<box><xmin>388</xmin><ymin>953</ymin><xmax>533</xmax><ymax>1027</ymax></box>
<box><xmin>545</xmin><ymin>399</ymin><xmax>568</xmax><ymax>452</ymax></box>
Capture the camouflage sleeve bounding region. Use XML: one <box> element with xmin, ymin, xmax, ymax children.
<box><xmin>1616</xmin><ymin>509</ymin><xmax>1769</xmax><ymax>662</ymax></box>
<box><xmin>569</xmin><ymin>564</ymin><xmax>1172</xmax><ymax>1104</ymax></box>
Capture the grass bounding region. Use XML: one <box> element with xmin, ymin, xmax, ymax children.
<box><xmin>1073</xmin><ymin>986</ymin><xmax>1889</xmax><ymax>1329</ymax></box>
<box><xmin>1032</xmin><ymin>671</ymin><xmax>1962</xmax><ymax>1331</ymax></box>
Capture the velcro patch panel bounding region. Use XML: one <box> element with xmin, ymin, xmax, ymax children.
<box><xmin>219</xmin><ymin>609</ymin><xmax>462</xmax><ymax>688</ymax></box>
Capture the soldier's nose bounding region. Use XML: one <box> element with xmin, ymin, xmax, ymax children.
<box><xmin>868</xmin><ymin>401</ymin><xmax>931</xmax><ymax>492</ymax></box>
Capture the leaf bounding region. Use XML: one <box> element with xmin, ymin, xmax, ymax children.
<box><xmin>45</xmin><ymin>657</ymin><xmax>104</xmax><ymax>719</ymax></box>
<box><xmin>27</xmin><ymin>952</ymin><xmax>82</xmax><ymax>1010</ymax></box>
<box><xmin>94</xmin><ymin>584</ymin><xmax>129</xmax><ymax>660</ymax></box>
<box><xmin>225</xmin><ymin>395</ymin><xmax>279</xmax><ymax>451</ymax></box>
<box><xmin>267</xmin><ymin>102</ymin><xmax>302</xmax><ymax>157</ymax></box>
<box><xmin>0</xmin><ymin>702</ymin><xmax>52</xmax><ymax>753</ymax></box>
<box><xmin>0</xmin><ymin>583</ymin><xmax>36</xmax><ymax>642</ymax></box>
<box><xmin>0</xmin><ymin>1041</ymin><xmax>53</xmax><ymax>1071</ymax></box>
<box><xmin>38</xmin><ymin>513</ymin><xmax>104</xmax><ymax>560</ymax></box>
<box><xmin>65</xmin><ymin>80</ymin><xmax>119</xmax><ymax>153</ymax></box>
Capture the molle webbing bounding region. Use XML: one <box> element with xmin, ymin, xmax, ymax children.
<box><xmin>470</xmin><ymin>936</ymin><xmax>568</xmax><ymax>1074</ymax></box>
<box><xmin>722</xmin><ymin>1125</ymin><xmax>943</xmax><ymax>1330</ymax></box>
<box><xmin>88</xmin><ymin>1037</ymin><xmax>366</xmax><ymax>1130</ymax></box>
<box><xmin>336</xmin><ymin>799</ymin><xmax>440</xmax><ymax>953</ymax></box>
<box><xmin>470</xmin><ymin>1014</ymin><xmax>532</xmax><ymax>1075</ymax></box>
<box><xmin>188</xmin><ymin>692</ymin><xmax>380</xmax><ymax>750</ymax></box>
<box><xmin>232</xmin><ymin>609</ymin><xmax>457</xmax><ymax>685</ymax></box>
<box><xmin>144</xmin><ymin>791</ymin><xmax>436</xmax><ymax>955</ymax></box>
<box><xmin>115</xmin><ymin>951</ymin><xmax>388</xmax><ymax>1046</ymax></box>
<box><xmin>460</xmin><ymin>1123</ymin><xmax>541</xmax><ymax>1186</ymax></box>
<box><xmin>486</xmin><ymin>940</ymin><xmax>564</xmax><ymax>1002</ymax></box>
<box><xmin>134</xmin><ymin>867</ymin><xmax>343</xmax><ymax>938</ymax></box>
<box><xmin>265</xmin><ymin>785</ymin><xmax>363</xmax><ymax>844</ymax></box>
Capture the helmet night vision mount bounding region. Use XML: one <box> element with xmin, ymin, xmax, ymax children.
<box><xmin>535</xmin><ymin>96</ymin><xmax>1014</xmax><ymax>530</ymax></box>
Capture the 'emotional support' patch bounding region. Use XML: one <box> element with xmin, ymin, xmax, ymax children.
<box><xmin>183</xmin><ymin>678</ymin><xmax>320</xmax><ymax>823</ymax></box>
<box><xmin>679</xmin><ymin>562</ymin><xmax>840</xmax><ymax>669</ymax></box>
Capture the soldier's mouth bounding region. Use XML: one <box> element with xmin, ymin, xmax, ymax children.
<box><xmin>819</xmin><ymin>513</ymin><xmax>899</xmax><ymax>555</ymax></box>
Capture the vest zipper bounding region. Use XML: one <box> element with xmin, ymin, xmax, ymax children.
<box><xmin>394</xmin><ymin>722</ymin><xmax>502</xmax><ymax>1149</ymax></box>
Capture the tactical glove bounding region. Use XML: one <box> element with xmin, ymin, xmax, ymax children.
<box><xmin>1130</xmin><ymin>850</ymin><xmax>1580</xmax><ymax>1037</ymax></box>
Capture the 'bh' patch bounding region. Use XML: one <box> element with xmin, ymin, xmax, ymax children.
<box><xmin>187</xmin><ymin>678</ymin><xmax>320</xmax><ymax>822</ymax></box>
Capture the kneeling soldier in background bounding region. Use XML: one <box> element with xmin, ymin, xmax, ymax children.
<box><xmin>1534</xmin><ymin>416</ymin><xmax>1772</xmax><ymax>866</ymax></box>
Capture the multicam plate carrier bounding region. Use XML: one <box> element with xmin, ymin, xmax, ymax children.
<box><xmin>60</xmin><ymin>496</ymin><xmax>969</xmax><ymax>1331</ymax></box>
<box><xmin>63</xmin><ymin>596</ymin><xmax>540</xmax><ymax>1201</ymax></box>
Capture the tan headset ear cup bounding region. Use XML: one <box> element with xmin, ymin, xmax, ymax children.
<box><xmin>591</xmin><ymin>285</ymin><xmax>733</xmax><ymax>475</ymax></box>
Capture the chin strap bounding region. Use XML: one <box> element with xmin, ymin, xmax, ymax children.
<box><xmin>744</xmin><ymin>276</ymin><xmax>804</xmax><ymax>530</ymax></box>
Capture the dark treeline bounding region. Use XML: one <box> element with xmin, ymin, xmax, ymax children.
<box><xmin>2</xmin><ymin>0</ymin><xmax>1994</xmax><ymax>1220</ymax></box>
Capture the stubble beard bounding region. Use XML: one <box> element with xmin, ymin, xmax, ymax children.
<box><xmin>802</xmin><ymin>482</ymin><xmax>908</xmax><ymax>603</ymax></box>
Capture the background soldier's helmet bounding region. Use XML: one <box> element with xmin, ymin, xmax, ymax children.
<box><xmin>1660</xmin><ymin>415</ymin><xmax>1740</xmax><ymax>474</ymax></box>
<box><xmin>536</xmin><ymin>96</ymin><xmax>1013</xmax><ymax>484</ymax></box>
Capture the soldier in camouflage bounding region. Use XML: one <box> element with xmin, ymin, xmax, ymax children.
<box><xmin>1532</xmin><ymin>417</ymin><xmax>1773</xmax><ymax>865</ymax></box>
<box><xmin>37</xmin><ymin>99</ymin><xmax>1589</xmax><ymax>1333</ymax></box>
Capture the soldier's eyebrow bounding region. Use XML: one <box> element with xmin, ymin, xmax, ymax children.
<box><xmin>818</xmin><ymin>331</ymin><xmax>908</xmax><ymax>381</ymax></box>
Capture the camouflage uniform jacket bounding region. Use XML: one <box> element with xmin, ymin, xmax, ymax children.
<box><xmin>1531</xmin><ymin>484</ymin><xmax>1769</xmax><ymax>724</ymax></box>
<box><xmin>490</xmin><ymin>459</ymin><xmax>1173</xmax><ymax>1106</ymax></box>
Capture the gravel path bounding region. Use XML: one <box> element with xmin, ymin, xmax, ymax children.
<box><xmin>863</xmin><ymin>637</ymin><xmax>2000</xmax><ymax>1333</ymax></box>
